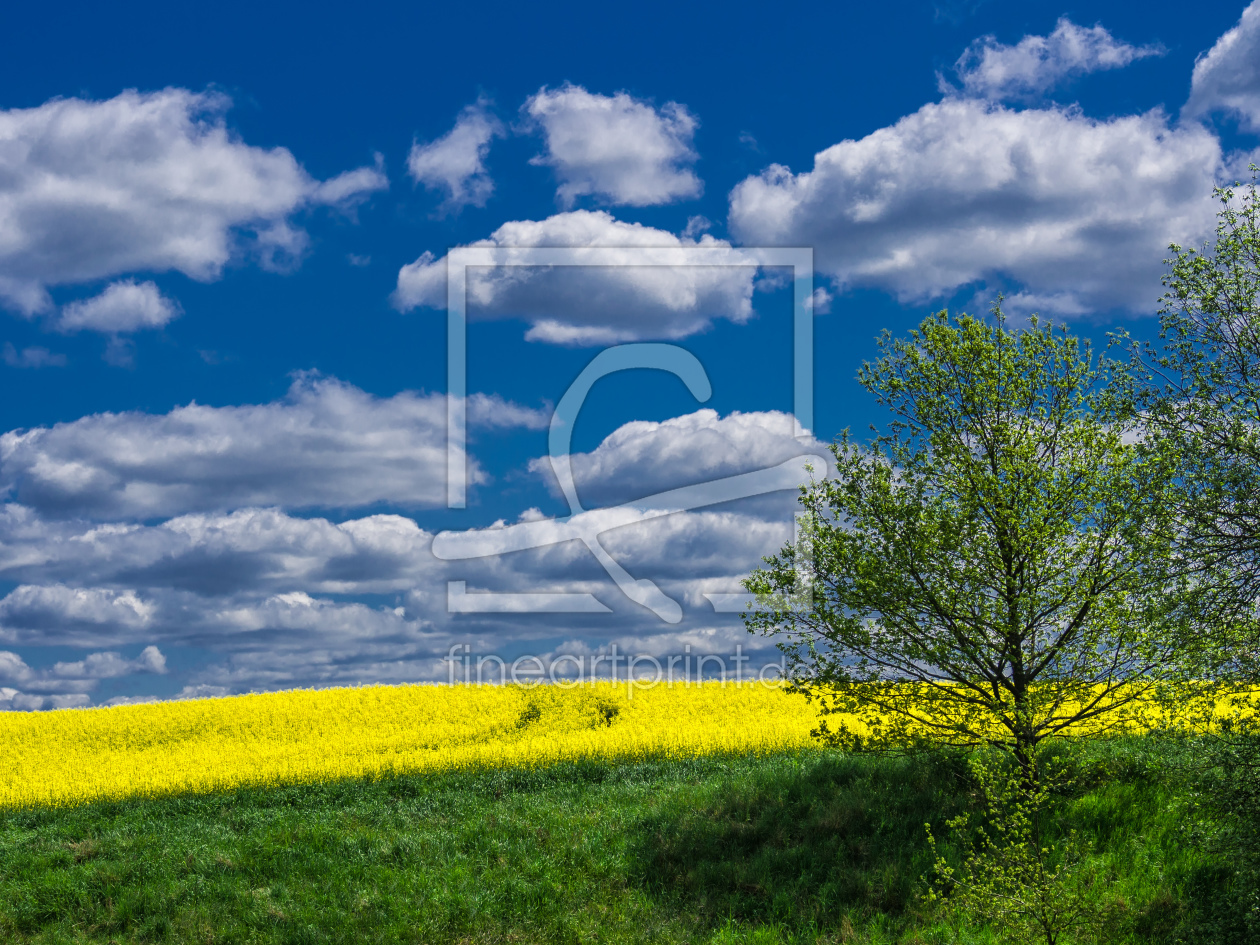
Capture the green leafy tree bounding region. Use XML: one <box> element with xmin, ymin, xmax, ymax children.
<box><xmin>1132</xmin><ymin>169</ymin><xmax>1260</xmax><ymax>943</ymax></box>
<box><xmin>1133</xmin><ymin>167</ymin><xmax>1260</xmax><ymax>678</ymax></box>
<box><xmin>744</xmin><ymin>309</ymin><xmax>1193</xmax><ymax>772</ymax></box>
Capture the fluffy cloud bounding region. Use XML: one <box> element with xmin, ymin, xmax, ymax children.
<box><xmin>523</xmin><ymin>85</ymin><xmax>701</xmax><ymax>207</ymax></box>
<box><xmin>531</xmin><ymin>408</ymin><xmax>825</xmax><ymax>509</ymax></box>
<box><xmin>0</xmin><ymin>407</ymin><xmax>821</xmax><ymax>703</ymax></box>
<box><xmin>206</xmin><ymin>591</ymin><xmax>426</xmax><ymax>640</ymax></box>
<box><xmin>0</xmin><ymin>579</ymin><xmax>434</xmax><ymax>647</ymax></box>
<box><xmin>728</xmin><ymin>97</ymin><xmax>1224</xmax><ymax>316</ymax></box>
<box><xmin>0</xmin><ymin>498</ymin><xmax>791</xmax><ymax>611</ymax></box>
<box><xmin>0</xmin><ymin>689</ymin><xmax>89</xmax><ymax>710</ymax></box>
<box><xmin>173</xmin><ymin>641</ymin><xmax>455</xmax><ymax>695</ymax></box>
<box><xmin>0</xmin><ymin>374</ymin><xmax>492</xmax><ymax>519</ymax></box>
<box><xmin>0</xmin><ymin>88</ymin><xmax>388</xmax><ymax>315</ymax></box>
<box><xmin>439</xmin><ymin>505</ymin><xmax>792</xmax><ymax>601</ymax></box>
<box><xmin>947</xmin><ymin>18</ymin><xmax>1162</xmax><ymax>100</ymax></box>
<box><xmin>393</xmin><ymin>210</ymin><xmax>756</xmax><ymax>344</ymax></box>
<box><xmin>0</xmin><ymin>642</ymin><xmax>164</xmax><ymax>709</ymax></box>
<box><xmin>0</xmin><ymin>584</ymin><xmax>156</xmax><ymax>644</ymax></box>
<box><xmin>0</xmin><ymin>576</ymin><xmax>468</xmax><ymax>704</ymax></box>
<box><xmin>0</xmin><ymin>505</ymin><xmax>439</xmax><ymax>596</ymax></box>
<box><xmin>436</xmin><ymin>409</ymin><xmax>825</xmax><ymax>625</ymax></box>
<box><xmin>56</xmin><ymin>279</ymin><xmax>179</xmax><ymax>333</ymax></box>
<box><xmin>407</xmin><ymin>99</ymin><xmax>504</xmax><ymax>213</ymax></box>
<box><xmin>0</xmin><ymin>500</ymin><xmax>787</xmax><ymax>697</ymax></box>
<box><xmin>1184</xmin><ymin>1</ymin><xmax>1260</xmax><ymax>132</ymax></box>
<box><xmin>53</xmin><ymin>645</ymin><xmax>167</xmax><ymax>677</ymax></box>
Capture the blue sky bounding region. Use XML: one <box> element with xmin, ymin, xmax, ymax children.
<box><xmin>0</xmin><ymin>0</ymin><xmax>1256</xmax><ymax>707</ymax></box>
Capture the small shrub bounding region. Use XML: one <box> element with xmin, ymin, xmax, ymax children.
<box><xmin>924</xmin><ymin>752</ymin><xmax>1103</xmax><ymax>945</ymax></box>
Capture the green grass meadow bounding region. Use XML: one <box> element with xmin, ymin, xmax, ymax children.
<box><xmin>1</xmin><ymin>736</ymin><xmax>1253</xmax><ymax>944</ymax></box>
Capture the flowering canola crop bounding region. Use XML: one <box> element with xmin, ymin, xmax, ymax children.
<box><xmin>0</xmin><ymin>682</ymin><xmax>824</xmax><ymax>809</ymax></box>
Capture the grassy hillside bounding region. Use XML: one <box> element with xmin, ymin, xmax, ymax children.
<box><xmin>0</xmin><ymin>738</ymin><xmax>1249</xmax><ymax>944</ymax></box>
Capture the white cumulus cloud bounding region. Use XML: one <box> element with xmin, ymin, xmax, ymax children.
<box><xmin>0</xmin><ymin>626</ymin><xmax>165</xmax><ymax>709</ymax></box>
<box><xmin>56</xmin><ymin>279</ymin><xmax>179</xmax><ymax>333</ymax></box>
<box><xmin>0</xmin><ymin>506</ymin><xmax>440</xmax><ymax>597</ymax></box>
<box><xmin>0</xmin><ymin>585</ymin><xmax>156</xmax><ymax>643</ymax></box>
<box><xmin>0</xmin><ymin>407</ymin><xmax>827</xmax><ymax>702</ymax></box>
<box><xmin>728</xmin><ymin>97</ymin><xmax>1224</xmax><ymax>316</ymax></box>
<box><xmin>0</xmin><ymin>374</ymin><xmax>505</xmax><ymax>519</ymax></box>
<box><xmin>947</xmin><ymin>17</ymin><xmax>1162</xmax><ymax>101</ymax></box>
<box><xmin>531</xmin><ymin>408</ymin><xmax>825</xmax><ymax>509</ymax></box>
<box><xmin>0</xmin><ymin>88</ymin><xmax>388</xmax><ymax>315</ymax></box>
<box><xmin>50</xmin><ymin>645</ymin><xmax>166</xmax><ymax>679</ymax></box>
<box><xmin>523</xmin><ymin>85</ymin><xmax>702</xmax><ymax>207</ymax></box>
<box><xmin>1185</xmin><ymin>0</ymin><xmax>1260</xmax><ymax>133</ymax></box>
<box><xmin>0</xmin><ymin>689</ymin><xmax>89</xmax><ymax>710</ymax></box>
<box><xmin>407</xmin><ymin>99</ymin><xmax>504</xmax><ymax>213</ymax></box>
<box><xmin>393</xmin><ymin>210</ymin><xmax>756</xmax><ymax>345</ymax></box>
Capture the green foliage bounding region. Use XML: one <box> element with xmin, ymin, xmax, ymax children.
<box><xmin>1130</xmin><ymin>165</ymin><xmax>1260</xmax><ymax>679</ymax></box>
<box><xmin>745</xmin><ymin>307</ymin><xmax>1193</xmax><ymax>765</ymax></box>
<box><xmin>925</xmin><ymin>755</ymin><xmax>1101</xmax><ymax>945</ymax></box>
<box><xmin>1180</xmin><ymin>722</ymin><xmax>1260</xmax><ymax>943</ymax></box>
<box><xmin>1125</xmin><ymin>171</ymin><xmax>1260</xmax><ymax>940</ymax></box>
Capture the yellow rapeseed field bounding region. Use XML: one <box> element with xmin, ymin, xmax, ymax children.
<box><xmin>0</xmin><ymin>681</ymin><xmax>823</xmax><ymax>809</ymax></box>
<box><xmin>5</xmin><ymin>680</ymin><xmax>1249</xmax><ymax>810</ymax></box>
